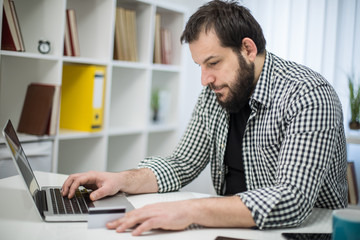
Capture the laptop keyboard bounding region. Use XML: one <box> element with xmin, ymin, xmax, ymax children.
<box><xmin>50</xmin><ymin>188</ymin><xmax>94</xmax><ymax>214</ymax></box>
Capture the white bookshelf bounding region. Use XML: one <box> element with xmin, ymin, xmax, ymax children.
<box><xmin>0</xmin><ymin>0</ymin><xmax>186</xmax><ymax>175</ymax></box>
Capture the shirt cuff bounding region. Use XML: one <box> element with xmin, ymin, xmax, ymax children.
<box><xmin>237</xmin><ymin>188</ymin><xmax>282</xmax><ymax>229</ymax></box>
<box><xmin>138</xmin><ymin>156</ymin><xmax>181</xmax><ymax>193</ymax></box>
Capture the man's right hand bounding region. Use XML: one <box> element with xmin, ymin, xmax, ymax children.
<box><xmin>61</xmin><ymin>171</ymin><xmax>124</xmax><ymax>201</ymax></box>
<box><xmin>61</xmin><ymin>168</ymin><xmax>159</xmax><ymax>201</ymax></box>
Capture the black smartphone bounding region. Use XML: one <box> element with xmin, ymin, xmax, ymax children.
<box><xmin>215</xmin><ymin>237</ymin><xmax>246</xmax><ymax>240</ymax></box>
<box><xmin>282</xmin><ymin>232</ymin><xmax>332</xmax><ymax>240</ymax></box>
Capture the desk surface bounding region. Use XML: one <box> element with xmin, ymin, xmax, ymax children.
<box><xmin>0</xmin><ymin>171</ymin><xmax>333</xmax><ymax>240</ymax></box>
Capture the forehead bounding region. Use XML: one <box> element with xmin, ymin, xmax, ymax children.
<box><xmin>189</xmin><ymin>30</ymin><xmax>230</xmax><ymax>63</ymax></box>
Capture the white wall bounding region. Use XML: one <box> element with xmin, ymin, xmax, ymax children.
<box><xmin>241</xmin><ymin>0</ymin><xmax>360</xmax><ymax>201</ymax></box>
<box><xmin>165</xmin><ymin>0</ymin><xmax>360</xmax><ymax>197</ymax></box>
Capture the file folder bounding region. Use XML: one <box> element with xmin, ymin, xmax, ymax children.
<box><xmin>60</xmin><ymin>65</ymin><xmax>106</xmax><ymax>132</ymax></box>
<box><xmin>18</xmin><ymin>83</ymin><xmax>60</xmax><ymax>136</ymax></box>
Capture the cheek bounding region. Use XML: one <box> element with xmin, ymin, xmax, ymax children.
<box><xmin>223</xmin><ymin>59</ymin><xmax>240</xmax><ymax>84</ymax></box>
<box><xmin>225</xmin><ymin>70</ymin><xmax>240</xmax><ymax>89</ymax></box>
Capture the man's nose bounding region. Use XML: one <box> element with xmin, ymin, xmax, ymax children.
<box><xmin>201</xmin><ymin>68</ymin><xmax>215</xmax><ymax>86</ymax></box>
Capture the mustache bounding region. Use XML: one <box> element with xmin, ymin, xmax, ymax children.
<box><xmin>210</xmin><ymin>83</ymin><xmax>228</xmax><ymax>91</ymax></box>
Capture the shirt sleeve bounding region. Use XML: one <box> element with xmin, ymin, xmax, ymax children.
<box><xmin>138</xmin><ymin>89</ymin><xmax>212</xmax><ymax>193</ymax></box>
<box><xmin>238</xmin><ymin>84</ymin><xmax>347</xmax><ymax>229</ymax></box>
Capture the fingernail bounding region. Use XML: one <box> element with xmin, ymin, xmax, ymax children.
<box><xmin>90</xmin><ymin>193</ymin><xmax>97</xmax><ymax>201</ymax></box>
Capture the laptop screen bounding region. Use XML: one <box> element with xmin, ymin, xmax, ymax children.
<box><xmin>2</xmin><ymin>120</ymin><xmax>40</xmax><ymax>198</ymax></box>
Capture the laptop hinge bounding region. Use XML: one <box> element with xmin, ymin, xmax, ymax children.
<box><xmin>34</xmin><ymin>190</ymin><xmax>48</xmax><ymax>217</ymax></box>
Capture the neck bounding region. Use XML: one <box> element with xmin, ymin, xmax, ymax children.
<box><xmin>253</xmin><ymin>50</ymin><xmax>266</xmax><ymax>85</ymax></box>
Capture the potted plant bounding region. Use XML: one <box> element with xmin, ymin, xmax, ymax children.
<box><xmin>348</xmin><ymin>74</ymin><xmax>360</xmax><ymax>130</ymax></box>
<box><xmin>151</xmin><ymin>89</ymin><xmax>160</xmax><ymax>122</ymax></box>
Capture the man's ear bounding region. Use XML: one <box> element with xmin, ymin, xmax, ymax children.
<box><xmin>241</xmin><ymin>38</ymin><xmax>258</xmax><ymax>62</ymax></box>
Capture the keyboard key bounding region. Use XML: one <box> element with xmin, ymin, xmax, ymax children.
<box><xmin>50</xmin><ymin>189</ymin><xmax>58</xmax><ymax>214</ymax></box>
<box><xmin>49</xmin><ymin>188</ymin><xmax>93</xmax><ymax>215</ymax></box>
<box><xmin>54</xmin><ymin>189</ymin><xmax>65</xmax><ymax>214</ymax></box>
<box><xmin>63</xmin><ymin>197</ymin><xmax>74</xmax><ymax>214</ymax></box>
<box><xmin>70</xmin><ymin>197</ymin><xmax>81</xmax><ymax>214</ymax></box>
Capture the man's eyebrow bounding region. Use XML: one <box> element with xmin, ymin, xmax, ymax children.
<box><xmin>194</xmin><ymin>56</ymin><xmax>218</xmax><ymax>65</ymax></box>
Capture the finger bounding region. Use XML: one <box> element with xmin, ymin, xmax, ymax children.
<box><xmin>61</xmin><ymin>175</ymin><xmax>76</xmax><ymax>197</ymax></box>
<box><xmin>106</xmin><ymin>217</ymin><xmax>126</xmax><ymax>230</ymax></box>
<box><xmin>67</xmin><ymin>177</ymin><xmax>84</xmax><ymax>199</ymax></box>
<box><xmin>89</xmin><ymin>188</ymin><xmax>106</xmax><ymax>201</ymax></box>
<box><xmin>132</xmin><ymin>219</ymin><xmax>157</xmax><ymax>236</ymax></box>
<box><xmin>110</xmin><ymin>212</ymin><xmax>146</xmax><ymax>233</ymax></box>
<box><xmin>65</xmin><ymin>173</ymin><xmax>92</xmax><ymax>198</ymax></box>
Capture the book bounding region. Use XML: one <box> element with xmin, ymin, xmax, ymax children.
<box><xmin>48</xmin><ymin>85</ymin><xmax>61</xmax><ymax>135</ymax></box>
<box><xmin>60</xmin><ymin>65</ymin><xmax>106</xmax><ymax>132</ymax></box>
<box><xmin>9</xmin><ymin>0</ymin><xmax>25</xmax><ymax>51</ymax></box>
<box><xmin>113</xmin><ymin>7</ymin><xmax>137</xmax><ymax>61</ymax></box>
<box><xmin>127</xmin><ymin>9</ymin><xmax>137</xmax><ymax>62</ymax></box>
<box><xmin>64</xmin><ymin>9</ymin><xmax>80</xmax><ymax>57</ymax></box>
<box><xmin>63</xmin><ymin>13</ymin><xmax>72</xmax><ymax>56</ymax></box>
<box><xmin>347</xmin><ymin>161</ymin><xmax>359</xmax><ymax>205</ymax></box>
<box><xmin>153</xmin><ymin>14</ymin><xmax>161</xmax><ymax>64</ymax></box>
<box><xmin>153</xmin><ymin>14</ymin><xmax>172</xmax><ymax>64</ymax></box>
<box><xmin>161</xmin><ymin>28</ymin><xmax>172</xmax><ymax>64</ymax></box>
<box><xmin>1</xmin><ymin>6</ymin><xmax>17</xmax><ymax>51</ymax></box>
<box><xmin>114</xmin><ymin>7</ymin><xmax>126</xmax><ymax>60</ymax></box>
<box><xmin>17</xmin><ymin>83</ymin><xmax>61</xmax><ymax>136</ymax></box>
<box><xmin>1</xmin><ymin>0</ymin><xmax>25</xmax><ymax>51</ymax></box>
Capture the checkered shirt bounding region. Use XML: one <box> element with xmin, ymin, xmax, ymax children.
<box><xmin>139</xmin><ymin>52</ymin><xmax>348</xmax><ymax>229</ymax></box>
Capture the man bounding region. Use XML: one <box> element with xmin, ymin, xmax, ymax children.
<box><xmin>62</xmin><ymin>0</ymin><xmax>348</xmax><ymax>236</ymax></box>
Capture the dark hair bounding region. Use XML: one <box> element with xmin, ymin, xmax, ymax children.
<box><xmin>180</xmin><ymin>0</ymin><xmax>266</xmax><ymax>54</ymax></box>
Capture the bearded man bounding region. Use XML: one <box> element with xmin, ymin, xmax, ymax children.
<box><xmin>62</xmin><ymin>0</ymin><xmax>348</xmax><ymax>235</ymax></box>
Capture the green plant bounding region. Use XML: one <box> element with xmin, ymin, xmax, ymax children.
<box><xmin>348</xmin><ymin>74</ymin><xmax>360</xmax><ymax>124</ymax></box>
<box><xmin>151</xmin><ymin>89</ymin><xmax>160</xmax><ymax>122</ymax></box>
<box><xmin>151</xmin><ymin>89</ymin><xmax>160</xmax><ymax>111</ymax></box>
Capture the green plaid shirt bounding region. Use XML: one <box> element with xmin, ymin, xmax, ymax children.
<box><xmin>139</xmin><ymin>52</ymin><xmax>348</xmax><ymax>229</ymax></box>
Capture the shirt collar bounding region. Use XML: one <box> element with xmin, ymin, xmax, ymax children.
<box><xmin>249</xmin><ymin>51</ymin><xmax>275</xmax><ymax>109</ymax></box>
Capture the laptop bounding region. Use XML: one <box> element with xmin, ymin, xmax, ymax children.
<box><xmin>2</xmin><ymin>119</ymin><xmax>134</xmax><ymax>222</ymax></box>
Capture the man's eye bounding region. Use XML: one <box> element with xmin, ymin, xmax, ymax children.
<box><xmin>209</xmin><ymin>61</ymin><xmax>219</xmax><ymax>66</ymax></box>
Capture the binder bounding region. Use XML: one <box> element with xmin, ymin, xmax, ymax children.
<box><xmin>60</xmin><ymin>65</ymin><xmax>106</xmax><ymax>132</ymax></box>
<box><xmin>18</xmin><ymin>83</ymin><xmax>60</xmax><ymax>136</ymax></box>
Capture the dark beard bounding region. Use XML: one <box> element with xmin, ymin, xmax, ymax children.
<box><xmin>213</xmin><ymin>53</ymin><xmax>255</xmax><ymax>113</ymax></box>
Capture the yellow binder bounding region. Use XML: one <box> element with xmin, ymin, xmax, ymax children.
<box><xmin>60</xmin><ymin>64</ymin><xmax>106</xmax><ymax>132</ymax></box>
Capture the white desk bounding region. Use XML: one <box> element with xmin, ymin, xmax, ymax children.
<box><xmin>0</xmin><ymin>171</ymin><xmax>332</xmax><ymax>240</ymax></box>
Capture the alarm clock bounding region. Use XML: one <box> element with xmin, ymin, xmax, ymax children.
<box><xmin>38</xmin><ymin>40</ymin><xmax>51</xmax><ymax>54</ymax></box>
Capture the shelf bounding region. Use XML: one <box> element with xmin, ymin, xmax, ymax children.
<box><xmin>0</xmin><ymin>50</ymin><xmax>60</xmax><ymax>61</ymax></box>
<box><xmin>107</xmin><ymin>133</ymin><xmax>147</xmax><ymax>172</ymax></box>
<box><xmin>346</xmin><ymin>131</ymin><xmax>360</xmax><ymax>144</ymax></box>
<box><xmin>148</xmin><ymin>123</ymin><xmax>177</xmax><ymax>133</ymax></box>
<box><xmin>0</xmin><ymin>0</ymin><xmax>185</xmax><ymax>174</ymax></box>
<box><xmin>66</xmin><ymin>0</ymin><xmax>114</xmax><ymax>61</ymax></box>
<box><xmin>57</xmin><ymin>137</ymin><xmax>107</xmax><ymax>174</ymax></box>
<box><xmin>58</xmin><ymin>129</ymin><xmax>104</xmax><ymax>140</ymax></box>
<box><xmin>13</xmin><ymin>0</ymin><xmax>66</xmax><ymax>56</ymax></box>
<box><xmin>112</xmin><ymin>60</ymin><xmax>150</xmax><ymax>69</ymax></box>
<box><xmin>147</xmin><ymin>130</ymin><xmax>179</xmax><ymax>157</ymax></box>
<box><xmin>154</xmin><ymin>6</ymin><xmax>184</xmax><ymax>66</ymax></box>
<box><xmin>62</xmin><ymin>56</ymin><xmax>109</xmax><ymax>66</ymax></box>
<box><xmin>0</xmin><ymin>133</ymin><xmax>54</xmax><ymax>144</ymax></box>
<box><xmin>109</xmin><ymin>66</ymin><xmax>149</xmax><ymax>130</ymax></box>
<box><xmin>152</xmin><ymin>63</ymin><xmax>182</xmax><ymax>72</ymax></box>
<box><xmin>107</xmin><ymin>126</ymin><xmax>145</xmax><ymax>136</ymax></box>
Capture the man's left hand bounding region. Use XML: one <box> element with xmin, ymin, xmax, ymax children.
<box><xmin>106</xmin><ymin>200</ymin><xmax>193</xmax><ymax>236</ymax></box>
